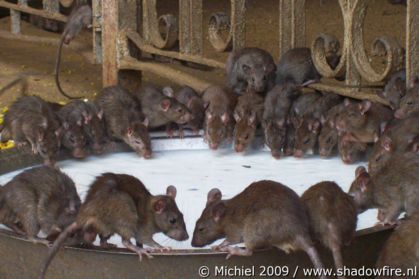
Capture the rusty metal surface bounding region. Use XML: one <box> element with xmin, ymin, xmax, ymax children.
<box><xmin>101</xmin><ymin>0</ymin><xmax>118</xmax><ymax>87</ymax></box>
<box><xmin>179</xmin><ymin>0</ymin><xmax>202</xmax><ymax>55</ymax></box>
<box><xmin>0</xmin><ymin>225</ymin><xmax>392</xmax><ymax>279</ymax></box>
<box><xmin>406</xmin><ymin>0</ymin><xmax>419</xmax><ymax>83</ymax></box>
<box><xmin>0</xmin><ymin>143</ymin><xmax>394</xmax><ymax>279</ymax></box>
<box><xmin>278</xmin><ymin>0</ymin><xmax>306</xmax><ymax>58</ymax></box>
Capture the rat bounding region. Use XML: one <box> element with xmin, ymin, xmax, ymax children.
<box><xmin>233</xmin><ymin>90</ymin><xmax>264</xmax><ymax>152</ymax></box>
<box><xmin>318</xmin><ymin>102</ymin><xmax>347</xmax><ymax>157</ymax></box>
<box><xmin>95</xmin><ymin>86</ymin><xmax>151</xmax><ymax>158</ymax></box>
<box><xmin>0</xmin><ymin>95</ymin><xmax>62</xmax><ymax>165</ymax></box>
<box><xmin>262</xmin><ymin>82</ymin><xmax>302</xmax><ymax>157</ymax></box>
<box><xmin>136</xmin><ymin>86</ymin><xmax>192</xmax><ymax>137</ymax></box>
<box><xmin>0</xmin><ymin>166</ymin><xmax>81</xmax><ymax>245</ymax></box>
<box><xmin>375</xmin><ymin>210</ymin><xmax>418</xmax><ymax>278</ymax></box>
<box><xmin>192</xmin><ymin>180</ymin><xmax>326</xmax><ymax>278</ymax></box>
<box><xmin>55</xmin><ymin>5</ymin><xmax>92</xmax><ymax>99</ymax></box>
<box><xmin>38</xmin><ymin>173</ymin><xmax>188</xmax><ymax>279</ymax></box>
<box><xmin>226</xmin><ymin>47</ymin><xmax>276</xmax><ymax>95</ymax></box>
<box><xmin>169</xmin><ymin>86</ymin><xmax>205</xmax><ymax>136</ymax></box>
<box><xmin>377</xmin><ymin>69</ymin><xmax>406</xmax><ymax>110</ymax></box>
<box><xmin>394</xmin><ymin>77</ymin><xmax>419</xmax><ymax>119</ymax></box>
<box><xmin>336</xmin><ymin>99</ymin><xmax>393</xmax><ymax>144</ymax></box>
<box><xmin>276</xmin><ymin>47</ymin><xmax>321</xmax><ymax>85</ymax></box>
<box><xmin>338</xmin><ymin>135</ymin><xmax>368</xmax><ymax>164</ymax></box>
<box><xmin>348</xmin><ymin>152</ymin><xmax>419</xmax><ymax>225</ymax></box>
<box><xmin>283</xmin><ymin>123</ymin><xmax>296</xmax><ymax>156</ymax></box>
<box><xmin>301</xmin><ymin>181</ymin><xmax>357</xmax><ymax>279</ymax></box>
<box><xmin>58</xmin><ymin>101</ymin><xmax>90</xmax><ymax>158</ymax></box>
<box><xmin>81</xmin><ymin>102</ymin><xmax>106</xmax><ymax>154</ymax></box>
<box><xmin>368</xmin><ymin>117</ymin><xmax>419</xmax><ymax>173</ymax></box>
<box><xmin>202</xmin><ymin>85</ymin><xmax>237</xmax><ymax>150</ymax></box>
<box><xmin>293</xmin><ymin>117</ymin><xmax>321</xmax><ymax>158</ymax></box>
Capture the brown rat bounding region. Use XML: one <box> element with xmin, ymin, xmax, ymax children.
<box><xmin>377</xmin><ymin>69</ymin><xmax>406</xmax><ymax>110</ymax></box>
<box><xmin>192</xmin><ymin>180</ymin><xmax>326</xmax><ymax>278</ymax></box>
<box><xmin>293</xmin><ymin>117</ymin><xmax>321</xmax><ymax>158</ymax></box>
<box><xmin>348</xmin><ymin>152</ymin><xmax>419</xmax><ymax>225</ymax></box>
<box><xmin>226</xmin><ymin>47</ymin><xmax>276</xmax><ymax>95</ymax></box>
<box><xmin>233</xmin><ymin>91</ymin><xmax>264</xmax><ymax>152</ymax></box>
<box><xmin>336</xmin><ymin>100</ymin><xmax>393</xmax><ymax>144</ymax></box>
<box><xmin>95</xmin><ymin>86</ymin><xmax>151</xmax><ymax>158</ymax></box>
<box><xmin>58</xmin><ymin>101</ymin><xmax>89</xmax><ymax>158</ymax></box>
<box><xmin>171</xmin><ymin>86</ymin><xmax>205</xmax><ymax>135</ymax></box>
<box><xmin>375</xmin><ymin>210</ymin><xmax>418</xmax><ymax>279</ymax></box>
<box><xmin>0</xmin><ymin>166</ymin><xmax>81</xmax><ymax>245</ymax></box>
<box><xmin>38</xmin><ymin>173</ymin><xmax>188</xmax><ymax>279</ymax></box>
<box><xmin>55</xmin><ymin>5</ymin><xmax>92</xmax><ymax>99</ymax></box>
<box><xmin>301</xmin><ymin>181</ymin><xmax>357</xmax><ymax>279</ymax></box>
<box><xmin>81</xmin><ymin>101</ymin><xmax>107</xmax><ymax>154</ymax></box>
<box><xmin>394</xmin><ymin>77</ymin><xmax>419</xmax><ymax>119</ymax></box>
<box><xmin>202</xmin><ymin>85</ymin><xmax>237</xmax><ymax>150</ymax></box>
<box><xmin>338</xmin><ymin>135</ymin><xmax>368</xmax><ymax>164</ymax></box>
<box><xmin>262</xmin><ymin>82</ymin><xmax>301</xmax><ymax>157</ymax></box>
<box><xmin>284</xmin><ymin>123</ymin><xmax>296</xmax><ymax>156</ymax></box>
<box><xmin>0</xmin><ymin>95</ymin><xmax>62</xmax><ymax>166</ymax></box>
<box><xmin>136</xmin><ymin>86</ymin><xmax>192</xmax><ymax>136</ymax></box>
<box><xmin>318</xmin><ymin>102</ymin><xmax>346</xmax><ymax>157</ymax></box>
<box><xmin>276</xmin><ymin>47</ymin><xmax>321</xmax><ymax>85</ymax></box>
<box><xmin>369</xmin><ymin>117</ymin><xmax>419</xmax><ymax>173</ymax></box>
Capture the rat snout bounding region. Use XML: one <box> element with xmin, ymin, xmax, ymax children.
<box><xmin>167</xmin><ymin>229</ymin><xmax>189</xmax><ymax>241</ymax></box>
<box><xmin>234</xmin><ymin>144</ymin><xmax>244</xmax><ymax>153</ymax></box>
<box><xmin>73</xmin><ymin>147</ymin><xmax>86</xmax><ymax>158</ymax></box>
<box><xmin>209</xmin><ymin>142</ymin><xmax>219</xmax><ymax>150</ymax></box>
<box><xmin>293</xmin><ymin>149</ymin><xmax>304</xmax><ymax>158</ymax></box>
<box><xmin>191</xmin><ymin>236</ymin><xmax>205</xmax><ymax>248</ymax></box>
<box><xmin>44</xmin><ymin>158</ymin><xmax>56</xmax><ymax>166</ymax></box>
<box><xmin>319</xmin><ymin>149</ymin><xmax>328</xmax><ymax>157</ymax></box>
<box><xmin>143</xmin><ymin>149</ymin><xmax>152</xmax><ymax>159</ymax></box>
<box><xmin>394</xmin><ymin>109</ymin><xmax>405</xmax><ymax>119</ymax></box>
<box><xmin>271</xmin><ymin>150</ymin><xmax>281</xmax><ymax>159</ymax></box>
<box><xmin>92</xmin><ymin>142</ymin><xmax>104</xmax><ymax>154</ymax></box>
<box><xmin>341</xmin><ymin>155</ymin><xmax>352</xmax><ymax>164</ymax></box>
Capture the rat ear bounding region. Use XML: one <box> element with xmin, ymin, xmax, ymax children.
<box><xmin>126</xmin><ymin>126</ymin><xmax>133</xmax><ymax>136</ymax></box>
<box><xmin>408</xmin><ymin>76</ymin><xmax>419</xmax><ymax>89</ymax></box>
<box><xmin>377</xmin><ymin>91</ymin><xmax>386</xmax><ymax>99</ymax></box>
<box><xmin>162</xmin><ymin>86</ymin><xmax>174</xmax><ymax>98</ymax></box>
<box><xmin>206</xmin><ymin>111</ymin><xmax>213</xmax><ymax>120</ymax></box>
<box><xmin>37</xmin><ymin>131</ymin><xmax>44</xmax><ymax>141</ymax></box>
<box><xmin>381</xmin><ymin>135</ymin><xmax>392</xmax><ymax>152</ymax></box>
<box><xmin>166</xmin><ymin>185</ymin><xmax>177</xmax><ymax>199</ymax></box>
<box><xmin>161</xmin><ymin>99</ymin><xmax>171</xmax><ymax>112</ymax></box>
<box><xmin>63</xmin><ymin>121</ymin><xmax>69</xmax><ymax>130</ymax></box>
<box><xmin>142</xmin><ymin>117</ymin><xmax>149</xmax><ymax>127</ymax></box>
<box><xmin>211</xmin><ymin>202</ymin><xmax>226</xmax><ymax>223</ymax></box>
<box><xmin>97</xmin><ymin>109</ymin><xmax>104</xmax><ymax>120</ymax></box>
<box><xmin>82</xmin><ymin>110</ymin><xmax>90</xmax><ymax>124</ymax></box>
<box><xmin>359</xmin><ymin>100</ymin><xmax>372</xmax><ymax>115</ymax></box>
<box><xmin>248</xmin><ymin>112</ymin><xmax>257</xmax><ymax>126</ymax></box>
<box><xmin>221</xmin><ymin>112</ymin><xmax>229</xmax><ymax>123</ymax></box>
<box><xmin>233</xmin><ymin>111</ymin><xmax>240</xmax><ymax>122</ymax></box>
<box><xmin>358</xmin><ymin>174</ymin><xmax>370</xmax><ymax>193</ymax></box>
<box><xmin>242</xmin><ymin>64</ymin><xmax>251</xmax><ymax>75</ymax></box>
<box><xmin>320</xmin><ymin>114</ymin><xmax>327</xmax><ymax>125</ymax></box>
<box><xmin>344</xmin><ymin>98</ymin><xmax>352</xmax><ymax>106</ymax></box>
<box><xmin>277</xmin><ymin>117</ymin><xmax>286</xmax><ymax>128</ymax></box>
<box><xmin>207</xmin><ymin>188</ymin><xmax>222</xmax><ymax>206</ymax></box>
<box><xmin>309</xmin><ymin>120</ymin><xmax>320</xmax><ymax>133</ymax></box>
<box><xmin>355</xmin><ymin>166</ymin><xmax>367</xmax><ymax>178</ymax></box>
<box><xmin>293</xmin><ymin>117</ymin><xmax>303</xmax><ymax>128</ymax></box>
<box><xmin>153</xmin><ymin>199</ymin><xmax>167</xmax><ymax>214</ymax></box>
<box><xmin>77</xmin><ymin>118</ymin><xmax>83</xmax><ymax>126</ymax></box>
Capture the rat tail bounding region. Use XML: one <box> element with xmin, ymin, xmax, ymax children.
<box><xmin>55</xmin><ymin>37</ymin><xmax>84</xmax><ymax>100</ymax></box>
<box><xmin>38</xmin><ymin>221</ymin><xmax>79</xmax><ymax>279</ymax></box>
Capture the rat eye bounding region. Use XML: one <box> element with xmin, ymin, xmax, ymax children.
<box><xmin>198</xmin><ymin>227</ymin><xmax>204</xmax><ymax>232</ymax></box>
<box><xmin>407</xmin><ymin>101</ymin><xmax>413</xmax><ymax>105</ymax></box>
<box><xmin>135</xmin><ymin>140</ymin><xmax>142</xmax><ymax>145</ymax></box>
<box><xmin>348</xmin><ymin>112</ymin><xmax>356</xmax><ymax>118</ymax></box>
<box><xmin>251</xmin><ymin>77</ymin><xmax>255</xmax><ymax>82</ymax></box>
<box><xmin>326</xmin><ymin>137</ymin><xmax>332</xmax><ymax>144</ymax></box>
<box><xmin>177</xmin><ymin>108</ymin><xmax>183</xmax><ymax>113</ymax></box>
<box><xmin>390</xmin><ymin>101</ymin><xmax>396</xmax><ymax>107</ymax></box>
<box><xmin>375</xmin><ymin>155</ymin><xmax>381</xmax><ymax>162</ymax></box>
<box><xmin>263</xmin><ymin>75</ymin><xmax>267</xmax><ymax>81</ymax></box>
<box><xmin>244</xmin><ymin>134</ymin><xmax>249</xmax><ymax>140</ymax></box>
<box><xmin>303</xmin><ymin>138</ymin><xmax>310</xmax><ymax>145</ymax></box>
<box><xmin>169</xmin><ymin>217</ymin><xmax>176</xmax><ymax>224</ymax></box>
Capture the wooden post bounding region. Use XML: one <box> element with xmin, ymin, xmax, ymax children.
<box><xmin>102</xmin><ymin>0</ymin><xmax>118</xmax><ymax>87</ymax></box>
<box><xmin>406</xmin><ymin>0</ymin><xmax>419</xmax><ymax>83</ymax></box>
<box><xmin>278</xmin><ymin>0</ymin><xmax>305</xmax><ymax>57</ymax></box>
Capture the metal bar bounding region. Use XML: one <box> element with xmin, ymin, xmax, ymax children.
<box><xmin>102</xmin><ymin>0</ymin><xmax>119</xmax><ymax>87</ymax></box>
<box><xmin>0</xmin><ymin>1</ymin><xmax>67</xmax><ymax>22</ymax></box>
<box><xmin>119</xmin><ymin>56</ymin><xmax>212</xmax><ymax>92</ymax></box>
<box><xmin>10</xmin><ymin>9</ymin><xmax>21</xmax><ymax>35</ymax></box>
<box><xmin>92</xmin><ymin>0</ymin><xmax>102</xmax><ymax>63</ymax></box>
<box><xmin>406</xmin><ymin>0</ymin><xmax>419</xmax><ymax>83</ymax></box>
<box><xmin>125</xmin><ymin>30</ymin><xmax>225</xmax><ymax>69</ymax></box>
<box><xmin>179</xmin><ymin>0</ymin><xmax>203</xmax><ymax>55</ymax></box>
<box><xmin>231</xmin><ymin>0</ymin><xmax>246</xmax><ymax>51</ymax></box>
<box><xmin>278</xmin><ymin>0</ymin><xmax>306</xmax><ymax>57</ymax></box>
<box><xmin>43</xmin><ymin>0</ymin><xmax>59</xmax><ymax>13</ymax></box>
